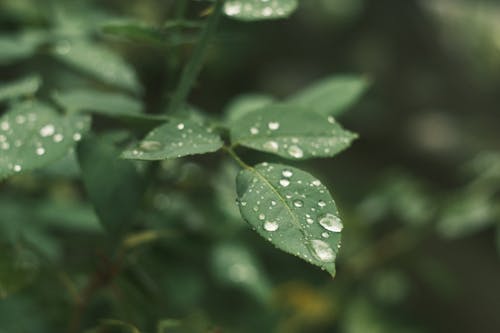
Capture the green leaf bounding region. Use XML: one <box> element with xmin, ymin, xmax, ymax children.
<box><xmin>0</xmin><ymin>101</ymin><xmax>90</xmax><ymax>179</ymax></box>
<box><xmin>224</xmin><ymin>0</ymin><xmax>299</xmax><ymax>21</ymax></box>
<box><xmin>288</xmin><ymin>75</ymin><xmax>370</xmax><ymax>116</ymax></box>
<box><xmin>224</xmin><ymin>93</ymin><xmax>275</xmax><ymax>124</ymax></box>
<box><xmin>52</xmin><ymin>40</ymin><xmax>141</xmax><ymax>93</ymax></box>
<box><xmin>236</xmin><ymin>162</ymin><xmax>343</xmax><ymax>276</ymax></box>
<box><xmin>0</xmin><ymin>31</ymin><xmax>45</xmax><ymax>64</ymax></box>
<box><xmin>77</xmin><ymin>136</ymin><xmax>145</xmax><ymax>236</ymax></box>
<box><xmin>211</xmin><ymin>242</ymin><xmax>271</xmax><ymax>302</ymax></box>
<box><xmin>53</xmin><ymin>88</ymin><xmax>142</xmax><ymax>116</ymax></box>
<box><xmin>0</xmin><ymin>75</ymin><xmax>41</xmax><ymax>102</ymax></box>
<box><xmin>122</xmin><ymin>119</ymin><xmax>223</xmax><ymax>160</ymax></box>
<box><xmin>230</xmin><ymin>104</ymin><xmax>357</xmax><ymax>160</ymax></box>
<box><xmin>0</xmin><ymin>245</ymin><xmax>39</xmax><ymax>299</ymax></box>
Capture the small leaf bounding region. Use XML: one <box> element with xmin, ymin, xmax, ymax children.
<box><xmin>0</xmin><ymin>31</ymin><xmax>45</xmax><ymax>65</ymax></box>
<box><xmin>0</xmin><ymin>101</ymin><xmax>90</xmax><ymax>179</ymax></box>
<box><xmin>236</xmin><ymin>162</ymin><xmax>343</xmax><ymax>276</ymax></box>
<box><xmin>122</xmin><ymin>119</ymin><xmax>223</xmax><ymax>160</ymax></box>
<box><xmin>53</xmin><ymin>88</ymin><xmax>142</xmax><ymax>116</ymax></box>
<box><xmin>0</xmin><ymin>245</ymin><xmax>39</xmax><ymax>299</ymax></box>
<box><xmin>211</xmin><ymin>242</ymin><xmax>271</xmax><ymax>302</ymax></box>
<box><xmin>224</xmin><ymin>0</ymin><xmax>299</xmax><ymax>21</ymax></box>
<box><xmin>288</xmin><ymin>75</ymin><xmax>370</xmax><ymax>116</ymax></box>
<box><xmin>224</xmin><ymin>93</ymin><xmax>275</xmax><ymax>124</ymax></box>
<box><xmin>0</xmin><ymin>75</ymin><xmax>41</xmax><ymax>102</ymax></box>
<box><xmin>52</xmin><ymin>40</ymin><xmax>141</xmax><ymax>93</ymax></box>
<box><xmin>77</xmin><ymin>136</ymin><xmax>145</xmax><ymax>236</ymax></box>
<box><xmin>230</xmin><ymin>104</ymin><xmax>357</xmax><ymax>160</ymax></box>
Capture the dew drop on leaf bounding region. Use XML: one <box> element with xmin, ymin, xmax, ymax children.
<box><xmin>287</xmin><ymin>145</ymin><xmax>303</xmax><ymax>158</ymax></box>
<box><xmin>318</xmin><ymin>213</ymin><xmax>343</xmax><ymax>232</ymax></box>
<box><xmin>268</xmin><ymin>121</ymin><xmax>280</xmax><ymax>130</ymax></box>
<box><xmin>264</xmin><ymin>220</ymin><xmax>279</xmax><ymax>232</ymax></box>
<box><xmin>293</xmin><ymin>199</ymin><xmax>303</xmax><ymax>208</ymax></box>
<box><xmin>279</xmin><ymin>178</ymin><xmax>290</xmax><ymax>187</ymax></box>
<box><xmin>282</xmin><ymin>169</ymin><xmax>293</xmax><ymax>178</ymax></box>
<box><xmin>310</xmin><ymin>239</ymin><xmax>336</xmax><ymax>262</ymax></box>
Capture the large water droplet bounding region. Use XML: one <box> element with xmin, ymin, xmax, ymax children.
<box><xmin>268</xmin><ymin>121</ymin><xmax>280</xmax><ymax>130</ymax></box>
<box><xmin>177</xmin><ymin>123</ymin><xmax>184</xmax><ymax>130</ymax></box>
<box><xmin>263</xmin><ymin>220</ymin><xmax>279</xmax><ymax>231</ymax></box>
<box><xmin>288</xmin><ymin>145</ymin><xmax>303</xmax><ymax>158</ymax></box>
<box><xmin>279</xmin><ymin>178</ymin><xmax>290</xmax><ymax>187</ymax></box>
<box><xmin>310</xmin><ymin>239</ymin><xmax>336</xmax><ymax>262</ymax></box>
<box><xmin>318</xmin><ymin>213</ymin><xmax>343</xmax><ymax>232</ymax></box>
<box><xmin>282</xmin><ymin>169</ymin><xmax>293</xmax><ymax>178</ymax></box>
<box><xmin>140</xmin><ymin>140</ymin><xmax>162</xmax><ymax>151</ymax></box>
<box><xmin>263</xmin><ymin>140</ymin><xmax>279</xmax><ymax>152</ymax></box>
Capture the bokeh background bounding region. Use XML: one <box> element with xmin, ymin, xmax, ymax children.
<box><xmin>1</xmin><ymin>0</ymin><xmax>499</xmax><ymax>332</ymax></box>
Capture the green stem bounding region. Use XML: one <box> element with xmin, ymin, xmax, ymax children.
<box><xmin>223</xmin><ymin>146</ymin><xmax>250</xmax><ymax>169</ymax></box>
<box><xmin>168</xmin><ymin>0</ymin><xmax>225</xmax><ymax>113</ymax></box>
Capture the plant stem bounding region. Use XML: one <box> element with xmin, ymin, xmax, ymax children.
<box><xmin>223</xmin><ymin>146</ymin><xmax>250</xmax><ymax>169</ymax></box>
<box><xmin>168</xmin><ymin>0</ymin><xmax>225</xmax><ymax>113</ymax></box>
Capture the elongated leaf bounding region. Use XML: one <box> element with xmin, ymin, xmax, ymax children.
<box><xmin>122</xmin><ymin>119</ymin><xmax>223</xmax><ymax>160</ymax></box>
<box><xmin>224</xmin><ymin>0</ymin><xmax>298</xmax><ymax>21</ymax></box>
<box><xmin>0</xmin><ymin>31</ymin><xmax>45</xmax><ymax>64</ymax></box>
<box><xmin>230</xmin><ymin>104</ymin><xmax>357</xmax><ymax>160</ymax></box>
<box><xmin>77</xmin><ymin>136</ymin><xmax>145</xmax><ymax>235</ymax></box>
<box><xmin>224</xmin><ymin>93</ymin><xmax>275</xmax><ymax>124</ymax></box>
<box><xmin>236</xmin><ymin>163</ymin><xmax>343</xmax><ymax>276</ymax></box>
<box><xmin>0</xmin><ymin>245</ymin><xmax>39</xmax><ymax>299</ymax></box>
<box><xmin>288</xmin><ymin>75</ymin><xmax>370</xmax><ymax>116</ymax></box>
<box><xmin>52</xmin><ymin>40</ymin><xmax>141</xmax><ymax>93</ymax></box>
<box><xmin>53</xmin><ymin>88</ymin><xmax>142</xmax><ymax>116</ymax></box>
<box><xmin>0</xmin><ymin>75</ymin><xmax>41</xmax><ymax>102</ymax></box>
<box><xmin>0</xmin><ymin>101</ymin><xmax>90</xmax><ymax>179</ymax></box>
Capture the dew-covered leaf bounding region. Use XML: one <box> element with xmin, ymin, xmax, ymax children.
<box><xmin>122</xmin><ymin>119</ymin><xmax>223</xmax><ymax>160</ymax></box>
<box><xmin>224</xmin><ymin>0</ymin><xmax>299</xmax><ymax>21</ymax></box>
<box><xmin>287</xmin><ymin>75</ymin><xmax>370</xmax><ymax>117</ymax></box>
<box><xmin>0</xmin><ymin>31</ymin><xmax>45</xmax><ymax>65</ymax></box>
<box><xmin>224</xmin><ymin>93</ymin><xmax>275</xmax><ymax>124</ymax></box>
<box><xmin>77</xmin><ymin>136</ymin><xmax>145</xmax><ymax>236</ymax></box>
<box><xmin>0</xmin><ymin>245</ymin><xmax>39</xmax><ymax>299</ymax></box>
<box><xmin>0</xmin><ymin>75</ymin><xmax>41</xmax><ymax>102</ymax></box>
<box><xmin>211</xmin><ymin>242</ymin><xmax>271</xmax><ymax>302</ymax></box>
<box><xmin>0</xmin><ymin>101</ymin><xmax>90</xmax><ymax>179</ymax></box>
<box><xmin>52</xmin><ymin>40</ymin><xmax>141</xmax><ymax>93</ymax></box>
<box><xmin>230</xmin><ymin>104</ymin><xmax>357</xmax><ymax>160</ymax></box>
<box><xmin>236</xmin><ymin>162</ymin><xmax>343</xmax><ymax>276</ymax></box>
<box><xmin>53</xmin><ymin>88</ymin><xmax>142</xmax><ymax>116</ymax></box>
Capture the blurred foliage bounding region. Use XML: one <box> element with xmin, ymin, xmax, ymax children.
<box><xmin>1</xmin><ymin>0</ymin><xmax>500</xmax><ymax>332</ymax></box>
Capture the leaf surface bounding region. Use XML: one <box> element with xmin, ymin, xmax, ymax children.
<box><xmin>224</xmin><ymin>0</ymin><xmax>298</xmax><ymax>21</ymax></box>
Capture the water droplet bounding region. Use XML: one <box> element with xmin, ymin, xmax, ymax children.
<box><xmin>322</xmin><ymin>232</ymin><xmax>330</xmax><ymax>238</ymax></box>
<box><xmin>15</xmin><ymin>115</ymin><xmax>26</xmax><ymax>124</ymax></box>
<box><xmin>263</xmin><ymin>140</ymin><xmax>279</xmax><ymax>151</ymax></box>
<box><xmin>140</xmin><ymin>140</ymin><xmax>162</xmax><ymax>151</ymax></box>
<box><xmin>225</xmin><ymin>2</ymin><xmax>242</xmax><ymax>15</ymax></box>
<box><xmin>177</xmin><ymin>123</ymin><xmax>184</xmax><ymax>130</ymax></box>
<box><xmin>279</xmin><ymin>178</ymin><xmax>290</xmax><ymax>187</ymax></box>
<box><xmin>1</xmin><ymin>121</ymin><xmax>10</xmax><ymax>131</ymax></box>
<box><xmin>263</xmin><ymin>220</ymin><xmax>279</xmax><ymax>231</ymax></box>
<box><xmin>73</xmin><ymin>133</ymin><xmax>82</xmax><ymax>141</ymax></box>
<box><xmin>250</xmin><ymin>127</ymin><xmax>259</xmax><ymax>135</ymax></box>
<box><xmin>268</xmin><ymin>121</ymin><xmax>280</xmax><ymax>130</ymax></box>
<box><xmin>36</xmin><ymin>147</ymin><xmax>45</xmax><ymax>156</ymax></box>
<box><xmin>293</xmin><ymin>199</ymin><xmax>303</xmax><ymax>208</ymax></box>
<box><xmin>262</xmin><ymin>6</ymin><xmax>273</xmax><ymax>17</ymax></box>
<box><xmin>53</xmin><ymin>134</ymin><xmax>64</xmax><ymax>142</ymax></box>
<box><xmin>282</xmin><ymin>169</ymin><xmax>293</xmax><ymax>178</ymax></box>
<box><xmin>40</xmin><ymin>124</ymin><xmax>55</xmax><ymax>137</ymax></box>
<box><xmin>288</xmin><ymin>145</ymin><xmax>303</xmax><ymax>158</ymax></box>
<box><xmin>306</xmin><ymin>217</ymin><xmax>314</xmax><ymax>224</ymax></box>
<box><xmin>328</xmin><ymin>116</ymin><xmax>336</xmax><ymax>124</ymax></box>
<box><xmin>312</xmin><ymin>180</ymin><xmax>321</xmax><ymax>186</ymax></box>
<box><xmin>318</xmin><ymin>213</ymin><xmax>343</xmax><ymax>232</ymax></box>
<box><xmin>13</xmin><ymin>164</ymin><xmax>22</xmax><ymax>172</ymax></box>
<box><xmin>258</xmin><ymin>213</ymin><xmax>265</xmax><ymax>220</ymax></box>
<box><xmin>310</xmin><ymin>239</ymin><xmax>336</xmax><ymax>262</ymax></box>
<box><xmin>271</xmin><ymin>200</ymin><xmax>276</xmax><ymax>206</ymax></box>
<box><xmin>318</xmin><ymin>200</ymin><xmax>326</xmax><ymax>208</ymax></box>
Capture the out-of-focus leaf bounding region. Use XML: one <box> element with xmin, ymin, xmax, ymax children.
<box><xmin>211</xmin><ymin>242</ymin><xmax>271</xmax><ymax>302</ymax></box>
<box><xmin>213</xmin><ymin>162</ymin><xmax>244</xmax><ymax>222</ymax></box>
<box><xmin>35</xmin><ymin>199</ymin><xmax>102</xmax><ymax>233</ymax></box>
<box><xmin>77</xmin><ymin>136</ymin><xmax>145</xmax><ymax>236</ymax></box>
<box><xmin>0</xmin><ymin>101</ymin><xmax>90</xmax><ymax>179</ymax></box>
<box><xmin>0</xmin><ymin>31</ymin><xmax>45</xmax><ymax>64</ymax></box>
<box><xmin>53</xmin><ymin>88</ymin><xmax>142</xmax><ymax>116</ymax></box>
<box><xmin>230</xmin><ymin>104</ymin><xmax>357</xmax><ymax>160</ymax></box>
<box><xmin>224</xmin><ymin>0</ymin><xmax>299</xmax><ymax>21</ymax></box>
<box><xmin>85</xmin><ymin>319</ymin><xmax>142</xmax><ymax>333</ymax></box>
<box><xmin>224</xmin><ymin>93</ymin><xmax>275</xmax><ymax>124</ymax></box>
<box><xmin>437</xmin><ymin>192</ymin><xmax>496</xmax><ymax>238</ymax></box>
<box><xmin>0</xmin><ymin>75</ymin><xmax>41</xmax><ymax>102</ymax></box>
<box><xmin>52</xmin><ymin>40</ymin><xmax>141</xmax><ymax>93</ymax></box>
<box><xmin>236</xmin><ymin>163</ymin><xmax>343</xmax><ymax>276</ymax></box>
<box><xmin>287</xmin><ymin>75</ymin><xmax>370</xmax><ymax>116</ymax></box>
<box><xmin>0</xmin><ymin>245</ymin><xmax>39</xmax><ymax>299</ymax></box>
<box><xmin>122</xmin><ymin>118</ymin><xmax>223</xmax><ymax>160</ymax></box>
